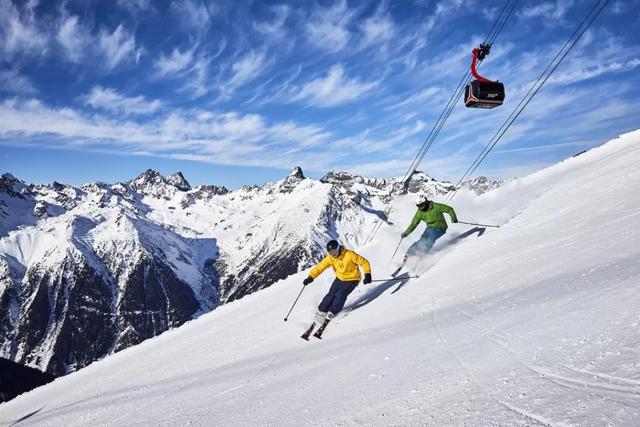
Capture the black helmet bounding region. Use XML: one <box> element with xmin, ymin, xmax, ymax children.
<box><xmin>326</xmin><ymin>240</ymin><xmax>340</xmax><ymax>254</ymax></box>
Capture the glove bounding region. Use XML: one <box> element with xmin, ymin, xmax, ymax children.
<box><xmin>363</xmin><ymin>273</ymin><xmax>372</xmax><ymax>284</ymax></box>
<box><xmin>303</xmin><ymin>276</ymin><xmax>313</xmax><ymax>286</ymax></box>
<box><xmin>400</xmin><ymin>232</ymin><xmax>408</xmax><ymax>238</ymax></box>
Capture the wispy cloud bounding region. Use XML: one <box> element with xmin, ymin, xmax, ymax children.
<box><xmin>224</xmin><ymin>50</ymin><xmax>269</xmax><ymax>93</ymax></box>
<box><xmin>359</xmin><ymin>10</ymin><xmax>395</xmax><ymax>49</ymax></box>
<box><xmin>253</xmin><ymin>5</ymin><xmax>290</xmax><ymax>40</ymax></box>
<box><xmin>519</xmin><ymin>0</ymin><xmax>575</xmax><ymax>21</ymax></box>
<box><xmin>83</xmin><ymin>86</ymin><xmax>163</xmax><ymax>116</ymax></box>
<box><xmin>181</xmin><ymin>56</ymin><xmax>212</xmax><ymax>97</ymax></box>
<box><xmin>494</xmin><ymin>140</ymin><xmax>588</xmax><ymax>155</ymax></box>
<box><xmin>305</xmin><ymin>0</ymin><xmax>355</xmax><ymax>53</ymax></box>
<box><xmin>425</xmin><ymin>0</ymin><xmax>467</xmax><ymax>31</ymax></box>
<box><xmin>383</xmin><ymin>87</ymin><xmax>441</xmax><ymax>112</ymax></box>
<box><xmin>172</xmin><ymin>0</ymin><xmax>215</xmax><ymax>35</ymax></box>
<box><xmin>0</xmin><ymin>68</ymin><xmax>37</xmax><ymax>95</ymax></box>
<box><xmin>56</xmin><ymin>13</ymin><xmax>92</xmax><ymax>63</ymax></box>
<box><xmin>0</xmin><ymin>98</ymin><xmax>334</xmax><ymax>169</ymax></box>
<box><xmin>117</xmin><ymin>0</ymin><xmax>153</xmax><ymax>14</ymax></box>
<box><xmin>548</xmin><ymin>58</ymin><xmax>640</xmax><ymax>86</ymax></box>
<box><xmin>0</xmin><ymin>0</ymin><xmax>48</xmax><ymax>58</ymax></box>
<box><xmin>98</xmin><ymin>24</ymin><xmax>140</xmax><ymax>70</ymax></box>
<box><xmin>154</xmin><ymin>46</ymin><xmax>196</xmax><ymax>76</ymax></box>
<box><xmin>288</xmin><ymin>65</ymin><xmax>379</xmax><ymax>107</ymax></box>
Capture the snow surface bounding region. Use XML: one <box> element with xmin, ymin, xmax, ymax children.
<box><xmin>1</xmin><ymin>130</ymin><xmax>640</xmax><ymax>425</ymax></box>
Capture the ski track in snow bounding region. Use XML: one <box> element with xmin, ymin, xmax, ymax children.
<box><xmin>2</xmin><ymin>130</ymin><xmax>640</xmax><ymax>425</ymax></box>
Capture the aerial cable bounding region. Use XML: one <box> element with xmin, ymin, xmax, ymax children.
<box><xmin>446</xmin><ymin>0</ymin><xmax>609</xmax><ymax>202</ymax></box>
<box><xmin>400</xmin><ymin>0</ymin><xmax>519</xmax><ymax>189</ymax></box>
<box><xmin>362</xmin><ymin>0</ymin><xmax>518</xmax><ymax>247</ymax></box>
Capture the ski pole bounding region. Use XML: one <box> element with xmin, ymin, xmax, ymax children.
<box><xmin>458</xmin><ymin>221</ymin><xmax>500</xmax><ymax>228</ymax></box>
<box><xmin>370</xmin><ymin>276</ymin><xmax>419</xmax><ymax>283</ymax></box>
<box><xmin>283</xmin><ymin>285</ymin><xmax>306</xmax><ymax>322</ymax></box>
<box><xmin>389</xmin><ymin>237</ymin><xmax>404</xmax><ymax>264</ymax></box>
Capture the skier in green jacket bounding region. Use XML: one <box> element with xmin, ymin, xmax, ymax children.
<box><xmin>400</xmin><ymin>194</ymin><xmax>458</xmax><ymax>262</ymax></box>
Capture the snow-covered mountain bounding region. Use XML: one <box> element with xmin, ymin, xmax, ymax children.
<box><xmin>0</xmin><ymin>130</ymin><xmax>638</xmax><ymax>426</ymax></box>
<box><xmin>0</xmin><ymin>166</ymin><xmax>498</xmax><ymax>376</ymax></box>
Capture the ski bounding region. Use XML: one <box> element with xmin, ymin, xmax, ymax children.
<box><xmin>391</xmin><ymin>255</ymin><xmax>408</xmax><ymax>277</ymax></box>
<box><xmin>313</xmin><ymin>319</ymin><xmax>331</xmax><ymax>339</ymax></box>
<box><xmin>301</xmin><ymin>323</ymin><xmax>316</xmax><ymax>341</ymax></box>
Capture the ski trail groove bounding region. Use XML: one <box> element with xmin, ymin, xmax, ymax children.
<box><xmin>429</xmin><ymin>303</ymin><xmax>554</xmax><ymax>426</ymax></box>
<box><xmin>446</xmin><ymin>291</ymin><xmax>638</xmax><ymax>408</ymax></box>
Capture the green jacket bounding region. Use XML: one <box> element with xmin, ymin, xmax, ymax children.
<box><xmin>404</xmin><ymin>202</ymin><xmax>458</xmax><ymax>235</ymax></box>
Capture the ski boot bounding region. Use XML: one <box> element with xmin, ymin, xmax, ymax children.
<box><xmin>391</xmin><ymin>255</ymin><xmax>408</xmax><ymax>277</ymax></box>
<box><xmin>313</xmin><ymin>313</ymin><xmax>334</xmax><ymax>339</ymax></box>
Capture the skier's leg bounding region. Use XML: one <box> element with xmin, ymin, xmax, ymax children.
<box><xmin>426</xmin><ymin>227</ymin><xmax>446</xmax><ymax>251</ymax></box>
<box><xmin>314</xmin><ymin>310</ymin><xmax>327</xmax><ymax>325</ymax></box>
<box><xmin>317</xmin><ymin>279</ymin><xmax>340</xmax><ymax>313</ymax></box>
<box><xmin>405</xmin><ymin>228</ymin><xmax>432</xmax><ymax>258</ymax></box>
<box><xmin>406</xmin><ymin>227</ymin><xmax>446</xmax><ymax>258</ymax></box>
<box><xmin>328</xmin><ymin>280</ymin><xmax>359</xmax><ymax>316</ymax></box>
<box><xmin>313</xmin><ymin>281</ymin><xmax>357</xmax><ymax>339</ymax></box>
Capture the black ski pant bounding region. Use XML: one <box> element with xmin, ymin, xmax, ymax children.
<box><xmin>318</xmin><ymin>278</ymin><xmax>359</xmax><ymax>315</ymax></box>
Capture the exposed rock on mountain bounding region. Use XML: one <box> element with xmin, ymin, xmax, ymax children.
<box><xmin>0</xmin><ymin>167</ymin><xmax>500</xmax><ymax>375</ymax></box>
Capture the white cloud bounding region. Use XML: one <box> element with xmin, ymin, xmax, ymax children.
<box><xmin>0</xmin><ymin>0</ymin><xmax>48</xmax><ymax>58</ymax></box>
<box><xmin>425</xmin><ymin>0</ymin><xmax>467</xmax><ymax>31</ymax></box>
<box><xmin>57</xmin><ymin>14</ymin><xmax>92</xmax><ymax>63</ymax></box>
<box><xmin>519</xmin><ymin>1</ymin><xmax>574</xmax><ymax>21</ymax></box>
<box><xmin>98</xmin><ymin>24</ymin><xmax>139</xmax><ymax>70</ymax></box>
<box><xmin>83</xmin><ymin>86</ymin><xmax>163</xmax><ymax>116</ymax></box>
<box><xmin>383</xmin><ymin>87</ymin><xmax>441</xmax><ymax>111</ymax></box>
<box><xmin>154</xmin><ymin>41</ymin><xmax>229</xmax><ymax>98</ymax></box>
<box><xmin>221</xmin><ymin>50</ymin><xmax>269</xmax><ymax>95</ymax></box>
<box><xmin>117</xmin><ymin>0</ymin><xmax>153</xmax><ymax>13</ymax></box>
<box><xmin>0</xmin><ymin>68</ymin><xmax>37</xmax><ymax>94</ymax></box>
<box><xmin>337</xmin><ymin>158</ymin><xmax>413</xmax><ymax>178</ymax></box>
<box><xmin>181</xmin><ymin>56</ymin><xmax>211</xmax><ymax>97</ymax></box>
<box><xmin>360</xmin><ymin>13</ymin><xmax>395</xmax><ymax>48</ymax></box>
<box><xmin>253</xmin><ymin>5</ymin><xmax>290</xmax><ymax>39</ymax></box>
<box><xmin>155</xmin><ymin>46</ymin><xmax>196</xmax><ymax>76</ymax></box>
<box><xmin>172</xmin><ymin>0</ymin><xmax>215</xmax><ymax>35</ymax></box>
<box><xmin>0</xmin><ymin>98</ymin><xmax>333</xmax><ymax>169</ymax></box>
<box><xmin>548</xmin><ymin>58</ymin><xmax>640</xmax><ymax>86</ymax></box>
<box><xmin>305</xmin><ymin>0</ymin><xmax>354</xmax><ymax>53</ymax></box>
<box><xmin>289</xmin><ymin>65</ymin><xmax>380</xmax><ymax>107</ymax></box>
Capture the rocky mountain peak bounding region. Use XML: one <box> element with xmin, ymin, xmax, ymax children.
<box><xmin>288</xmin><ymin>166</ymin><xmax>305</xmax><ymax>179</ymax></box>
<box><xmin>167</xmin><ymin>172</ymin><xmax>192</xmax><ymax>192</ymax></box>
<box><xmin>133</xmin><ymin>169</ymin><xmax>163</xmax><ymax>186</ymax></box>
<box><xmin>278</xmin><ymin>166</ymin><xmax>306</xmax><ymax>193</ymax></box>
<box><xmin>462</xmin><ymin>176</ymin><xmax>503</xmax><ymax>195</ymax></box>
<box><xmin>321</xmin><ymin>170</ymin><xmax>364</xmax><ymax>185</ymax></box>
<box><xmin>0</xmin><ymin>173</ymin><xmax>31</xmax><ymax>198</ymax></box>
<box><xmin>129</xmin><ymin>170</ymin><xmax>193</xmax><ymax>199</ymax></box>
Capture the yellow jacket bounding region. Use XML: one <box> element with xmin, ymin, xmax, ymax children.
<box><xmin>309</xmin><ymin>248</ymin><xmax>371</xmax><ymax>282</ymax></box>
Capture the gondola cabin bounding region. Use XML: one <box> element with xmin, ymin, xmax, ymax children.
<box><xmin>464</xmin><ymin>43</ymin><xmax>505</xmax><ymax>109</ymax></box>
<box><xmin>464</xmin><ymin>80</ymin><xmax>505</xmax><ymax>109</ymax></box>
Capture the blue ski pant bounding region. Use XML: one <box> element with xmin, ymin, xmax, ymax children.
<box><xmin>406</xmin><ymin>227</ymin><xmax>446</xmax><ymax>258</ymax></box>
<box><xmin>318</xmin><ymin>278</ymin><xmax>359</xmax><ymax>315</ymax></box>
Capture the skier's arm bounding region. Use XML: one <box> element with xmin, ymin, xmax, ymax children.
<box><xmin>352</xmin><ymin>252</ymin><xmax>371</xmax><ymax>274</ymax></box>
<box><xmin>441</xmin><ymin>204</ymin><xmax>458</xmax><ymax>223</ymax></box>
<box><xmin>309</xmin><ymin>256</ymin><xmax>331</xmax><ymax>279</ymax></box>
<box><xmin>403</xmin><ymin>211</ymin><xmax>421</xmax><ymax>235</ymax></box>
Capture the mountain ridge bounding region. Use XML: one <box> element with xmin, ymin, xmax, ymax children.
<box><xmin>0</xmin><ymin>167</ymin><xmax>500</xmax><ymax>375</ymax></box>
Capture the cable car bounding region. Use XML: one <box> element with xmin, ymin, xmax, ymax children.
<box><xmin>464</xmin><ymin>43</ymin><xmax>505</xmax><ymax>109</ymax></box>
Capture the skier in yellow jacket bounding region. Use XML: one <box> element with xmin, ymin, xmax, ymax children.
<box><xmin>301</xmin><ymin>240</ymin><xmax>372</xmax><ymax>339</ymax></box>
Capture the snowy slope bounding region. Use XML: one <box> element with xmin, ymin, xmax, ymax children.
<box><xmin>2</xmin><ymin>164</ymin><xmax>489</xmax><ymax>375</ymax></box>
<box><xmin>1</xmin><ymin>130</ymin><xmax>639</xmax><ymax>425</ymax></box>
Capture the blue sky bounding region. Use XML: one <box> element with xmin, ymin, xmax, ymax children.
<box><xmin>1</xmin><ymin>0</ymin><xmax>639</xmax><ymax>189</ymax></box>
